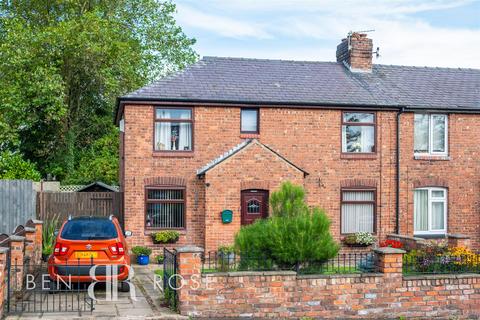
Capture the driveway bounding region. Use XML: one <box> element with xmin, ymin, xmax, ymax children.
<box><xmin>5</xmin><ymin>265</ymin><xmax>186</xmax><ymax>320</ymax></box>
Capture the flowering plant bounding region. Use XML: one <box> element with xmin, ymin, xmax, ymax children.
<box><xmin>343</xmin><ymin>232</ymin><xmax>375</xmax><ymax>246</ymax></box>
<box><xmin>379</xmin><ymin>239</ymin><xmax>403</xmax><ymax>249</ymax></box>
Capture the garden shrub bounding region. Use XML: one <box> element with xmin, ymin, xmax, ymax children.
<box><xmin>151</xmin><ymin>230</ymin><xmax>180</xmax><ymax>244</ymax></box>
<box><xmin>131</xmin><ymin>246</ymin><xmax>152</xmax><ymax>257</ymax></box>
<box><xmin>234</xmin><ymin>182</ymin><xmax>339</xmax><ymax>269</ymax></box>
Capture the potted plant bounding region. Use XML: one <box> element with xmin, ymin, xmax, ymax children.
<box><xmin>132</xmin><ymin>246</ymin><xmax>152</xmax><ymax>265</ymax></box>
<box><xmin>42</xmin><ymin>215</ymin><xmax>59</xmax><ymax>262</ymax></box>
<box><xmin>155</xmin><ymin>254</ymin><xmax>164</xmax><ymax>264</ymax></box>
<box><xmin>151</xmin><ymin>230</ymin><xmax>180</xmax><ymax>244</ymax></box>
<box><xmin>343</xmin><ymin>232</ymin><xmax>375</xmax><ymax>247</ymax></box>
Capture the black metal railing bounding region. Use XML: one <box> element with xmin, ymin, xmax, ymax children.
<box><xmin>6</xmin><ymin>257</ymin><xmax>96</xmax><ymax>314</ymax></box>
<box><xmin>403</xmin><ymin>253</ymin><xmax>480</xmax><ymax>275</ymax></box>
<box><xmin>201</xmin><ymin>251</ymin><xmax>378</xmax><ymax>275</ymax></box>
<box><xmin>162</xmin><ymin>248</ymin><xmax>178</xmax><ymax>310</ymax></box>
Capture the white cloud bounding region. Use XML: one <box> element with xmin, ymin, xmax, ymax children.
<box><xmin>177</xmin><ymin>0</ymin><xmax>480</xmax><ymax>68</ymax></box>
<box><xmin>176</xmin><ymin>4</ymin><xmax>272</xmax><ymax>39</ymax></box>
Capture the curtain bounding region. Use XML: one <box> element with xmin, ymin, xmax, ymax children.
<box><xmin>414</xmin><ymin>190</ymin><xmax>428</xmax><ymax>232</ymax></box>
<box><xmin>155</xmin><ymin>110</ymin><xmax>171</xmax><ymax>150</ymax></box>
<box><xmin>179</xmin><ymin>123</ymin><xmax>192</xmax><ymax>151</ymax></box>
<box><xmin>361</xmin><ymin>126</ymin><xmax>374</xmax><ymax>152</ymax></box>
<box><xmin>431</xmin><ymin>201</ymin><xmax>445</xmax><ymax>230</ymax></box>
<box><xmin>341</xmin><ymin>191</ymin><xmax>374</xmax><ymax>233</ymax></box>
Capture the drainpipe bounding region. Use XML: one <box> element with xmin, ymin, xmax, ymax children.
<box><xmin>395</xmin><ymin>108</ymin><xmax>405</xmax><ymax>234</ymax></box>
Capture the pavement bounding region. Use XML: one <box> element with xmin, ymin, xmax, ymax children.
<box><xmin>5</xmin><ymin>264</ymin><xmax>187</xmax><ymax>320</ymax></box>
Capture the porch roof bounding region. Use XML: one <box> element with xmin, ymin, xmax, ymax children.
<box><xmin>196</xmin><ymin>139</ymin><xmax>309</xmax><ymax>177</ymax></box>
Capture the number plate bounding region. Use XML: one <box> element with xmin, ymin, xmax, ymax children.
<box><xmin>74</xmin><ymin>251</ymin><xmax>98</xmax><ymax>259</ymax></box>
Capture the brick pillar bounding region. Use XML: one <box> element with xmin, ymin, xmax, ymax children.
<box><xmin>374</xmin><ymin>247</ymin><xmax>405</xmax><ymax>276</ymax></box>
<box><xmin>176</xmin><ymin>246</ymin><xmax>204</xmax><ymax>316</ymax></box>
<box><xmin>0</xmin><ymin>247</ymin><xmax>9</xmax><ymax>319</ymax></box>
<box><xmin>26</xmin><ymin>219</ymin><xmax>43</xmax><ymax>265</ymax></box>
<box><xmin>447</xmin><ymin>234</ymin><xmax>471</xmax><ymax>249</ymax></box>
<box><xmin>9</xmin><ymin>235</ymin><xmax>25</xmax><ymax>292</ymax></box>
<box><xmin>24</xmin><ymin>227</ymin><xmax>36</xmax><ymax>262</ymax></box>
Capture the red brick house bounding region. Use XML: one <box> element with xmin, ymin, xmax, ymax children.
<box><xmin>116</xmin><ymin>33</ymin><xmax>480</xmax><ymax>252</ymax></box>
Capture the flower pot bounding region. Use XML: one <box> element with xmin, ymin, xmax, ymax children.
<box><xmin>42</xmin><ymin>253</ymin><xmax>50</xmax><ymax>262</ymax></box>
<box><xmin>137</xmin><ymin>255</ymin><xmax>150</xmax><ymax>265</ymax></box>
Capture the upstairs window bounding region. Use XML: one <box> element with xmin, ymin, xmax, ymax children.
<box><xmin>414</xmin><ymin>188</ymin><xmax>447</xmax><ymax>235</ymax></box>
<box><xmin>154</xmin><ymin>108</ymin><xmax>193</xmax><ymax>151</ymax></box>
<box><xmin>414</xmin><ymin>114</ymin><xmax>447</xmax><ymax>155</ymax></box>
<box><xmin>241</xmin><ymin>108</ymin><xmax>259</xmax><ymax>133</ymax></box>
<box><xmin>341</xmin><ymin>189</ymin><xmax>375</xmax><ymax>233</ymax></box>
<box><xmin>342</xmin><ymin>112</ymin><xmax>375</xmax><ymax>153</ymax></box>
<box><xmin>145</xmin><ymin>187</ymin><xmax>185</xmax><ymax>229</ymax></box>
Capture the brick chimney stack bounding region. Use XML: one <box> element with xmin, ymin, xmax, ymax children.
<box><xmin>336</xmin><ymin>32</ymin><xmax>373</xmax><ymax>72</ymax></box>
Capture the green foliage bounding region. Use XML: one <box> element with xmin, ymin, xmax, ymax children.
<box><xmin>218</xmin><ymin>245</ymin><xmax>235</xmax><ymax>254</ymax></box>
<box><xmin>269</xmin><ymin>181</ymin><xmax>308</xmax><ymax>217</ymax></box>
<box><xmin>343</xmin><ymin>232</ymin><xmax>376</xmax><ymax>246</ymax></box>
<box><xmin>0</xmin><ymin>0</ymin><xmax>197</xmax><ymax>182</ymax></box>
<box><xmin>155</xmin><ymin>254</ymin><xmax>164</xmax><ymax>264</ymax></box>
<box><xmin>0</xmin><ymin>151</ymin><xmax>41</xmax><ymax>180</ymax></box>
<box><xmin>151</xmin><ymin>230</ymin><xmax>180</xmax><ymax>244</ymax></box>
<box><xmin>63</xmin><ymin>128</ymin><xmax>119</xmax><ymax>185</ymax></box>
<box><xmin>235</xmin><ymin>182</ymin><xmax>339</xmax><ymax>267</ymax></box>
<box><xmin>42</xmin><ymin>214</ymin><xmax>60</xmax><ymax>256</ymax></box>
<box><xmin>131</xmin><ymin>246</ymin><xmax>152</xmax><ymax>257</ymax></box>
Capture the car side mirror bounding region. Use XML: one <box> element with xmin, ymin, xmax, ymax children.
<box><xmin>124</xmin><ymin>231</ymin><xmax>132</xmax><ymax>237</ymax></box>
<box><xmin>53</xmin><ymin>230</ymin><xmax>59</xmax><ymax>236</ymax></box>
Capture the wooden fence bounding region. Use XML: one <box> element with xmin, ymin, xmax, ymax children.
<box><xmin>0</xmin><ymin>180</ymin><xmax>36</xmax><ymax>234</ymax></box>
<box><xmin>37</xmin><ymin>192</ymin><xmax>124</xmax><ymax>227</ymax></box>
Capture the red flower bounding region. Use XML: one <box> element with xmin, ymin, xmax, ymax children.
<box><xmin>379</xmin><ymin>239</ymin><xmax>403</xmax><ymax>249</ymax></box>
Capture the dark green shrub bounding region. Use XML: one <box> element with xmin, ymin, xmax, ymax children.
<box><xmin>234</xmin><ymin>182</ymin><xmax>339</xmax><ymax>269</ymax></box>
<box><xmin>151</xmin><ymin>230</ymin><xmax>180</xmax><ymax>244</ymax></box>
<box><xmin>131</xmin><ymin>246</ymin><xmax>152</xmax><ymax>257</ymax></box>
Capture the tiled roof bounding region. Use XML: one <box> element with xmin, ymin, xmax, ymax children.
<box><xmin>120</xmin><ymin>56</ymin><xmax>480</xmax><ymax>110</ymax></box>
<box><xmin>196</xmin><ymin>139</ymin><xmax>308</xmax><ymax>176</ymax></box>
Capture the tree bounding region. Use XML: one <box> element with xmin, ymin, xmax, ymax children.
<box><xmin>0</xmin><ymin>0</ymin><xmax>197</xmax><ymax>182</ymax></box>
<box><xmin>0</xmin><ymin>151</ymin><xmax>41</xmax><ymax>180</ymax></box>
<box><xmin>235</xmin><ymin>182</ymin><xmax>339</xmax><ymax>268</ymax></box>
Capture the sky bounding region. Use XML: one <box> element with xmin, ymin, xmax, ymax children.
<box><xmin>175</xmin><ymin>0</ymin><xmax>480</xmax><ymax>68</ymax></box>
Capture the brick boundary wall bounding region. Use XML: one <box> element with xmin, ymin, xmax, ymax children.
<box><xmin>0</xmin><ymin>219</ymin><xmax>43</xmax><ymax>319</ymax></box>
<box><xmin>176</xmin><ymin>247</ymin><xmax>480</xmax><ymax>319</ymax></box>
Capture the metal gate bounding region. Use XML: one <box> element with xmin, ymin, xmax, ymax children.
<box><xmin>5</xmin><ymin>255</ymin><xmax>95</xmax><ymax>315</ymax></box>
<box><xmin>163</xmin><ymin>248</ymin><xmax>178</xmax><ymax>309</ymax></box>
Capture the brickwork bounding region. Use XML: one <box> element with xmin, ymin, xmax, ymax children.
<box><xmin>0</xmin><ymin>248</ymin><xmax>9</xmax><ymax>319</ymax></box>
<box><xmin>176</xmin><ymin>247</ymin><xmax>480</xmax><ymax>319</ymax></box>
<box><xmin>122</xmin><ymin>104</ymin><xmax>480</xmax><ymax>254</ymax></box>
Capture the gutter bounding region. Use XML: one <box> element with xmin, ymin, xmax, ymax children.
<box><xmin>395</xmin><ymin>107</ymin><xmax>405</xmax><ymax>234</ymax></box>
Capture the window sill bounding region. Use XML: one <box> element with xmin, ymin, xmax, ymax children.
<box><xmin>152</xmin><ymin>152</ymin><xmax>194</xmax><ymax>158</ymax></box>
<box><xmin>144</xmin><ymin>229</ymin><xmax>187</xmax><ymax>236</ymax></box>
<box><xmin>413</xmin><ymin>233</ymin><xmax>447</xmax><ymax>239</ymax></box>
<box><xmin>340</xmin><ymin>153</ymin><xmax>377</xmax><ymax>160</ymax></box>
<box><xmin>414</xmin><ymin>154</ymin><xmax>450</xmax><ymax>161</ymax></box>
<box><xmin>240</xmin><ymin>133</ymin><xmax>260</xmax><ymax>139</ymax></box>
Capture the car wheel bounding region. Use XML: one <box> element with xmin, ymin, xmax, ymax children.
<box><xmin>119</xmin><ymin>281</ymin><xmax>130</xmax><ymax>293</ymax></box>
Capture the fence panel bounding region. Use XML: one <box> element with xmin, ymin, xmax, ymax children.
<box><xmin>0</xmin><ymin>180</ymin><xmax>36</xmax><ymax>234</ymax></box>
<box><xmin>37</xmin><ymin>192</ymin><xmax>123</xmax><ymax>227</ymax></box>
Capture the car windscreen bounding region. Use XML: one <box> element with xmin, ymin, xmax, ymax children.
<box><xmin>60</xmin><ymin>219</ymin><xmax>118</xmax><ymax>240</ymax></box>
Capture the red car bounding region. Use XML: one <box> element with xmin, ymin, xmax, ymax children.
<box><xmin>48</xmin><ymin>216</ymin><xmax>132</xmax><ymax>291</ymax></box>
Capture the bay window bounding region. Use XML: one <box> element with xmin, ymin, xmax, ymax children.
<box><xmin>341</xmin><ymin>189</ymin><xmax>375</xmax><ymax>233</ymax></box>
<box><xmin>414</xmin><ymin>188</ymin><xmax>447</xmax><ymax>235</ymax></box>
<box><xmin>414</xmin><ymin>114</ymin><xmax>447</xmax><ymax>155</ymax></box>
<box><xmin>154</xmin><ymin>108</ymin><xmax>193</xmax><ymax>151</ymax></box>
<box><xmin>342</xmin><ymin>112</ymin><xmax>375</xmax><ymax>153</ymax></box>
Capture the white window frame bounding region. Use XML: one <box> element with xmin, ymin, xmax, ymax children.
<box><xmin>414</xmin><ymin>187</ymin><xmax>447</xmax><ymax>235</ymax></box>
<box><xmin>414</xmin><ymin>114</ymin><xmax>448</xmax><ymax>156</ymax></box>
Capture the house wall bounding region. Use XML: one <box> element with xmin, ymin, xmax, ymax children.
<box><xmin>122</xmin><ymin>104</ymin><xmax>480</xmax><ymax>252</ymax></box>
